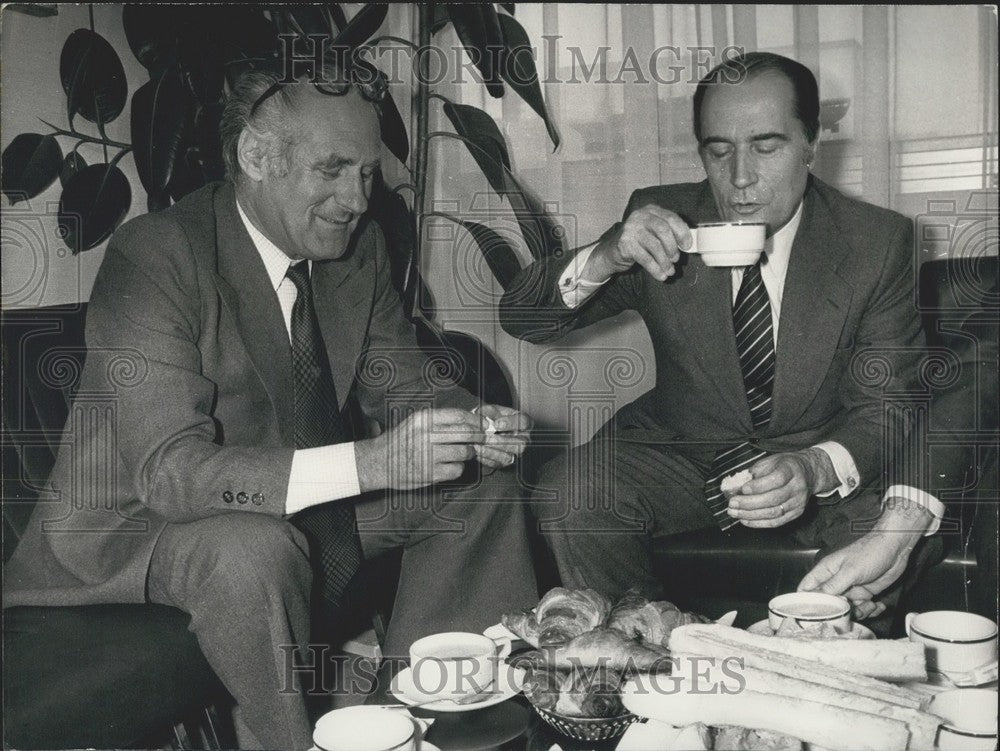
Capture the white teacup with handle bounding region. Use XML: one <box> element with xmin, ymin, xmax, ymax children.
<box><xmin>905</xmin><ymin>611</ymin><xmax>998</xmax><ymax>675</ymax></box>
<box><xmin>681</xmin><ymin>222</ymin><xmax>767</xmax><ymax>267</ymax></box>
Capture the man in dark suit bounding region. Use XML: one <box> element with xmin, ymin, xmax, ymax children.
<box><xmin>500</xmin><ymin>52</ymin><xmax>940</xmax><ymax>621</ymax></box>
<box><xmin>4</xmin><ymin>65</ymin><xmax>536</xmax><ymax>749</ymax></box>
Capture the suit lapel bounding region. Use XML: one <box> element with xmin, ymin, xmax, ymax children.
<box><xmin>213</xmin><ymin>185</ymin><xmax>296</xmax><ymax>445</ymax></box>
<box><xmin>661</xmin><ymin>185</ymin><xmax>753</xmax><ymax>427</ymax></box>
<box><xmin>768</xmin><ymin>181</ymin><xmax>853</xmax><ymax>435</ymax></box>
<box><xmin>311</xmin><ymin>220</ymin><xmax>373</xmax><ymax>410</ymax></box>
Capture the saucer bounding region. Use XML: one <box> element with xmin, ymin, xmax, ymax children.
<box><xmin>391</xmin><ymin>664</ymin><xmax>525</xmax><ymax>712</ymax></box>
<box><xmin>747</xmin><ymin>619</ymin><xmax>876</xmax><ymax>640</ymax></box>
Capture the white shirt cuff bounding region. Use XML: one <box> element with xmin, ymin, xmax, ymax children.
<box><xmin>883</xmin><ymin>485</ymin><xmax>946</xmax><ymax>537</ymax></box>
<box><xmin>812</xmin><ymin>441</ymin><xmax>860</xmax><ymax>498</ymax></box>
<box><xmin>285</xmin><ymin>442</ymin><xmax>361</xmax><ymax>515</ymax></box>
<box><xmin>559</xmin><ymin>242</ymin><xmax>609</xmax><ymax>308</ymax></box>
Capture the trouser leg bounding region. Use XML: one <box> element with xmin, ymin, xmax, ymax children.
<box><xmin>356</xmin><ymin>464</ymin><xmax>538</xmax><ymax>659</ymax></box>
<box><xmin>527</xmin><ymin>437</ymin><xmax>715</xmax><ymax>603</ymax></box>
<box><xmin>147</xmin><ymin>513</ymin><xmax>315</xmax><ymax>751</ymax></box>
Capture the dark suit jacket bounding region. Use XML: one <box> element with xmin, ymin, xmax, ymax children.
<box><xmin>5</xmin><ymin>182</ymin><xmax>475</xmax><ymax>607</ymax></box>
<box><xmin>500</xmin><ymin>176</ymin><xmax>924</xmax><ymax>484</ymax></box>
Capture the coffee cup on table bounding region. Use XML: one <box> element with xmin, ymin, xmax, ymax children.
<box><xmin>768</xmin><ymin>592</ymin><xmax>852</xmax><ymax>634</ymax></box>
<box><xmin>928</xmin><ymin>689</ymin><xmax>998</xmax><ymax>751</ymax></box>
<box><xmin>905</xmin><ymin>611</ymin><xmax>998</xmax><ymax>675</ymax></box>
<box><xmin>680</xmin><ymin>222</ymin><xmax>767</xmax><ymax>267</ymax></box>
<box><xmin>313</xmin><ymin>706</ymin><xmax>416</xmax><ymax>751</ymax></box>
<box><xmin>409</xmin><ymin>631</ymin><xmax>499</xmax><ymax>699</ymax></box>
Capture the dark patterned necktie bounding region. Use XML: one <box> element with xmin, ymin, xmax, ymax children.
<box><xmin>704</xmin><ymin>261</ymin><xmax>776</xmax><ymax>530</ymax></box>
<box><xmin>285</xmin><ymin>261</ymin><xmax>363</xmax><ymax>613</ymax></box>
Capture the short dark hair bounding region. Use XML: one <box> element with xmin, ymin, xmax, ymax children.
<box><xmin>692</xmin><ymin>51</ymin><xmax>820</xmax><ymax>144</ymax></box>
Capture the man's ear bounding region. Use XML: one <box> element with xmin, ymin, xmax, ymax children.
<box><xmin>805</xmin><ymin>138</ymin><xmax>819</xmax><ymax>168</ymax></box>
<box><xmin>237</xmin><ymin>128</ymin><xmax>267</xmax><ymax>182</ymax></box>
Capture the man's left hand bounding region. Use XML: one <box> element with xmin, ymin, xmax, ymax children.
<box><xmin>473</xmin><ymin>404</ymin><xmax>532</xmax><ymax>470</ymax></box>
<box><xmin>727</xmin><ymin>449</ymin><xmax>836</xmax><ymax>528</ymax></box>
<box><xmin>797</xmin><ymin>531</ymin><xmax>912</xmax><ymax>620</ymax></box>
<box><xmin>798</xmin><ymin>498</ymin><xmax>934</xmax><ymax>619</ymax></box>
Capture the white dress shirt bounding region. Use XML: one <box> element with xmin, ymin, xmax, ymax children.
<box><xmin>555</xmin><ymin>204</ymin><xmax>945</xmax><ymax>535</ymax></box>
<box><xmin>237</xmin><ymin>201</ymin><xmax>361</xmax><ymax>514</ymax></box>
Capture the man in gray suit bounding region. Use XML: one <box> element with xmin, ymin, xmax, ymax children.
<box><xmin>5</xmin><ymin>64</ymin><xmax>536</xmax><ymax>749</ymax></box>
<box><xmin>501</xmin><ymin>52</ymin><xmax>941</xmax><ymax>623</ymax></box>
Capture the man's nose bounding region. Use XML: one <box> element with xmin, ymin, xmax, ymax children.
<box><xmin>731</xmin><ymin>149</ymin><xmax>757</xmax><ymax>189</ymax></box>
<box><xmin>336</xmin><ymin>174</ymin><xmax>369</xmax><ymax>215</ymax></box>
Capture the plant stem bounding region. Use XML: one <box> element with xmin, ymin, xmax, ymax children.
<box><xmin>39</xmin><ymin>119</ymin><xmax>132</xmax><ymax>151</ymax></box>
<box><xmin>409</xmin><ymin>1</ymin><xmax>433</xmax><ymax>313</ymax></box>
<box><xmin>366</xmin><ymin>35</ymin><xmax>420</xmax><ymax>51</ymax></box>
<box><xmin>423</xmin><ymin>210</ymin><xmax>464</xmax><ymax>226</ymax></box>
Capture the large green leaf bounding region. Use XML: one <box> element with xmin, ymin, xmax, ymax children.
<box><xmin>328</xmin><ymin>4</ymin><xmax>348</xmax><ymax>33</ymax></box>
<box><xmin>131</xmin><ymin>70</ymin><xmax>193</xmax><ymax>206</ymax></box>
<box><xmin>378</xmin><ymin>88</ymin><xmax>409</xmax><ymax>165</ymax></box>
<box><xmin>430</xmin><ymin>4</ymin><xmax>450</xmax><ymax>34</ymax></box>
<box><xmin>414</xmin><ymin>319</ymin><xmax>514</xmax><ymax>407</ymax></box>
<box><xmin>177</xmin><ymin>27</ymin><xmax>225</xmax><ymax>106</ymax></box>
<box><xmin>441</xmin><ymin>99</ymin><xmax>511</xmax><ymax>197</ymax></box>
<box><xmin>60</xmin><ymin>151</ymin><xmax>86</xmax><ymax>187</ymax></box>
<box><xmin>447</xmin><ymin>4</ymin><xmax>505</xmax><ymax>98</ymax></box>
<box><xmin>58</xmin><ymin>163</ymin><xmax>132</xmax><ymax>253</ymax></box>
<box><xmin>1</xmin><ymin>133</ymin><xmax>63</xmax><ymax>204</ymax></box>
<box><xmin>122</xmin><ymin>5</ymin><xmax>185</xmax><ymax>75</ymax></box>
<box><xmin>218</xmin><ymin>7</ymin><xmax>283</xmax><ymax>84</ymax></box>
<box><xmin>503</xmin><ymin>171</ymin><xmax>565</xmax><ymax>261</ymax></box>
<box><xmin>456</xmin><ymin>219</ymin><xmax>523</xmax><ymax>290</ymax></box>
<box><xmin>274</xmin><ymin>6</ymin><xmax>334</xmax><ymax>38</ymax></box>
<box><xmin>331</xmin><ymin>3</ymin><xmax>388</xmax><ymax>49</ymax></box>
<box><xmin>59</xmin><ymin>29</ymin><xmax>128</xmax><ymax>127</ymax></box>
<box><xmin>498</xmin><ymin>14</ymin><xmax>559</xmax><ymax>149</ymax></box>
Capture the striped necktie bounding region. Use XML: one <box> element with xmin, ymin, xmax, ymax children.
<box><xmin>704</xmin><ymin>260</ymin><xmax>776</xmax><ymax>530</ymax></box>
<box><xmin>285</xmin><ymin>261</ymin><xmax>363</xmax><ymax>615</ymax></box>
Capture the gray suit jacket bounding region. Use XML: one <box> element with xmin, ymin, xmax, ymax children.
<box><xmin>5</xmin><ymin>182</ymin><xmax>475</xmax><ymax>606</ymax></box>
<box><xmin>500</xmin><ymin>176</ymin><xmax>924</xmax><ymax>484</ymax></box>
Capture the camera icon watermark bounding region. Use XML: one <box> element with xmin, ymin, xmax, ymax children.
<box><xmin>1</xmin><ymin>199</ymin><xmax>83</xmax><ymax>309</ymax></box>
<box><xmin>915</xmin><ymin>190</ymin><xmax>999</xmax><ymax>314</ymax></box>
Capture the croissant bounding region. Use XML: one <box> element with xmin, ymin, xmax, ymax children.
<box><xmin>535</xmin><ymin>587</ymin><xmax>612</xmax><ymax>648</ymax></box>
<box><xmin>608</xmin><ymin>589</ymin><xmax>712</xmax><ymax>649</ymax></box>
<box><xmin>551</xmin><ymin>627</ymin><xmax>670</xmax><ymax>672</ymax></box>
<box><xmin>501</xmin><ymin>610</ymin><xmax>540</xmax><ymax>647</ymax></box>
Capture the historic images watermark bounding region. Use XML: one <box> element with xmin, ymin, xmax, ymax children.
<box><xmin>276</xmin><ymin>33</ymin><xmax>745</xmax><ymax>88</ymax></box>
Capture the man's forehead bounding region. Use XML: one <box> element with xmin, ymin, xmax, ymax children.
<box><xmin>290</xmin><ymin>90</ymin><xmax>381</xmax><ymax>153</ymax></box>
<box><xmin>699</xmin><ymin>72</ymin><xmax>797</xmax><ymax>133</ymax></box>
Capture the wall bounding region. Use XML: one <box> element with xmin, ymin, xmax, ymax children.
<box><xmin>1</xmin><ymin>5</ymin><xmax>147</xmax><ymax>309</ymax></box>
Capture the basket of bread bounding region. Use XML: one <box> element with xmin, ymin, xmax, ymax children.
<box><xmin>502</xmin><ymin>587</ymin><xmax>712</xmax><ymax>741</ymax></box>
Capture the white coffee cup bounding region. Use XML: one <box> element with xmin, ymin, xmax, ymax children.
<box><xmin>768</xmin><ymin>592</ymin><xmax>852</xmax><ymax>634</ymax></box>
<box><xmin>928</xmin><ymin>689</ymin><xmax>998</xmax><ymax>751</ymax></box>
<box><xmin>409</xmin><ymin>631</ymin><xmax>499</xmax><ymax>699</ymax></box>
<box><xmin>681</xmin><ymin>222</ymin><xmax>767</xmax><ymax>267</ymax></box>
<box><xmin>905</xmin><ymin>611</ymin><xmax>998</xmax><ymax>675</ymax></box>
<box><xmin>313</xmin><ymin>706</ymin><xmax>416</xmax><ymax>751</ymax></box>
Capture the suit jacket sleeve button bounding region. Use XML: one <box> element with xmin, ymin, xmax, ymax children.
<box><xmin>251</xmin><ymin>493</ymin><xmax>264</xmax><ymax>505</ymax></box>
<box><xmin>236</xmin><ymin>492</ymin><xmax>248</xmax><ymax>504</ymax></box>
<box><xmin>223</xmin><ymin>491</ymin><xmax>234</xmax><ymax>503</ymax></box>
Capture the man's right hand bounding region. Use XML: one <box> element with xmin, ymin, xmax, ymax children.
<box><xmin>355</xmin><ymin>408</ymin><xmax>485</xmax><ymax>492</ymax></box>
<box><xmin>583</xmin><ymin>205</ymin><xmax>692</xmax><ymax>283</ymax></box>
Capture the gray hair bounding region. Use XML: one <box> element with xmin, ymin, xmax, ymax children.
<box><xmin>220</xmin><ymin>62</ymin><xmax>354</xmax><ymax>183</ymax></box>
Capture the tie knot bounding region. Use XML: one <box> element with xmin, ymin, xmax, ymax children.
<box><xmin>286</xmin><ymin>261</ymin><xmax>310</xmax><ymax>294</ymax></box>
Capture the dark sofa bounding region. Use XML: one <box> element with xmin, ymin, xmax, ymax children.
<box><xmin>2</xmin><ymin>257</ymin><xmax>997</xmax><ymax>748</ymax></box>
